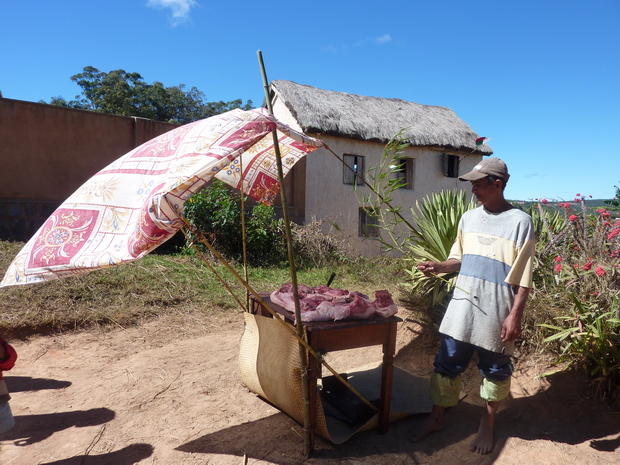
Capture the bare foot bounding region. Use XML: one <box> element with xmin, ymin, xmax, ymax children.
<box><xmin>469</xmin><ymin>416</ymin><xmax>494</xmax><ymax>455</ymax></box>
<box><xmin>410</xmin><ymin>408</ymin><xmax>444</xmax><ymax>443</ymax></box>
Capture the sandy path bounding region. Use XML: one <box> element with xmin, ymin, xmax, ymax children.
<box><xmin>0</xmin><ymin>311</ymin><xmax>618</xmax><ymax>464</ymax></box>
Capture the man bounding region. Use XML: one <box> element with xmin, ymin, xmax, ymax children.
<box><xmin>411</xmin><ymin>157</ymin><xmax>534</xmax><ymax>455</ymax></box>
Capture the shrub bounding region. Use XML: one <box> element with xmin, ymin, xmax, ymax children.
<box><xmin>539</xmin><ymin>294</ymin><xmax>620</xmax><ymax>404</ymax></box>
<box><xmin>291</xmin><ymin>217</ymin><xmax>353</xmax><ymax>268</ymax></box>
<box><xmin>183</xmin><ymin>180</ymin><xmax>352</xmax><ymax>268</ymax></box>
<box><xmin>182</xmin><ymin>180</ymin><xmax>284</xmax><ymax>266</ymax></box>
<box><xmin>183</xmin><ymin>179</ymin><xmax>242</xmax><ymax>257</ymax></box>
<box><xmin>532</xmin><ymin>194</ymin><xmax>620</xmax><ymax>404</ymax></box>
<box><xmin>245</xmin><ymin>203</ymin><xmax>287</xmax><ymax>265</ymax></box>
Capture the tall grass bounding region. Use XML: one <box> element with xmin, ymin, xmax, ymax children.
<box><xmin>0</xmin><ymin>240</ymin><xmax>405</xmax><ymax>339</ymax></box>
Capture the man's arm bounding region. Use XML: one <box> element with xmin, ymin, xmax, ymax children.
<box><xmin>501</xmin><ymin>286</ymin><xmax>531</xmax><ymax>342</ymax></box>
<box><xmin>417</xmin><ymin>259</ymin><xmax>461</xmax><ymax>276</ymax></box>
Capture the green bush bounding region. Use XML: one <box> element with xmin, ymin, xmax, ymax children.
<box><xmin>531</xmin><ymin>195</ymin><xmax>620</xmax><ymax>404</ymax></box>
<box><xmin>539</xmin><ymin>294</ymin><xmax>620</xmax><ymax>403</ymax></box>
<box><xmin>358</xmin><ymin>136</ymin><xmax>478</xmax><ymax>323</ymax></box>
<box><xmin>183</xmin><ymin>180</ymin><xmax>285</xmax><ymax>266</ymax></box>
<box><xmin>183</xmin><ymin>180</ymin><xmax>352</xmax><ymax>268</ymax></box>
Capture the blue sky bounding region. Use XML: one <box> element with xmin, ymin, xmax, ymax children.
<box><xmin>2</xmin><ymin>0</ymin><xmax>619</xmax><ymax>202</ymax></box>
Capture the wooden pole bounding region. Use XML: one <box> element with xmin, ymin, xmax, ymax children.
<box><xmin>257</xmin><ymin>50</ymin><xmax>314</xmax><ymax>455</ymax></box>
<box><xmin>239</xmin><ymin>155</ymin><xmax>250</xmax><ymax>310</ymax></box>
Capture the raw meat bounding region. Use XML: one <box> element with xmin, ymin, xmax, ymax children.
<box><xmin>374</xmin><ymin>290</ymin><xmax>399</xmax><ymax>317</ymax></box>
<box><xmin>269</xmin><ymin>284</ymin><xmax>398</xmax><ymax>323</ymax></box>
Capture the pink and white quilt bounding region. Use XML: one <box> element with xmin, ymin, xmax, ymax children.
<box><xmin>1</xmin><ymin>109</ymin><xmax>323</xmax><ymax>287</ymax></box>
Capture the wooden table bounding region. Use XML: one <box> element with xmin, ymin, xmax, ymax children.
<box><xmin>250</xmin><ymin>294</ymin><xmax>402</xmax><ymax>440</ymax></box>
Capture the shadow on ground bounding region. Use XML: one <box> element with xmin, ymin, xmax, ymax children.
<box><xmin>177</xmin><ymin>367</ymin><xmax>619</xmax><ymax>464</ymax></box>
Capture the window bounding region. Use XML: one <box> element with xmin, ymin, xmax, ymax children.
<box><xmin>343</xmin><ymin>154</ymin><xmax>365</xmax><ymax>185</ymax></box>
<box><xmin>390</xmin><ymin>158</ymin><xmax>414</xmax><ymax>189</ymax></box>
<box><xmin>443</xmin><ymin>154</ymin><xmax>460</xmax><ymax>178</ymax></box>
<box><xmin>359</xmin><ymin>207</ymin><xmax>379</xmax><ymax>238</ymax></box>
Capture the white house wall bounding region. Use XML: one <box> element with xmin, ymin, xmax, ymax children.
<box><xmin>304</xmin><ymin>135</ymin><xmax>482</xmax><ymax>257</ymax></box>
<box><xmin>271</xmin><ymin>97</ymin><xmax>483</xmax><ymax>257</ymax></box>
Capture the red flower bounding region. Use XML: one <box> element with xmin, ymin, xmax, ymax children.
<box><xmin>569</xmin><ymin>215</ymin><xmax>578</xmax><ymax>222</ymax></box>
<box><xmin>541</xmin><ymin>198</ymin><xmax>548</xmax><ymax>204</ymax></box>
<box><xmin>595</xmin><ymin>266</ymin><xmax>606</xmax><ymax>276</ymax></box>
<box><xmin>609</xmin><ymin>228</ymin><xmax>620</xmax><ymax>240</ymax></box>
<box><xmin>583</xmin><ymin>262</ymin><xmax>593</xmax><ymax>271</ymax></box>
<box><xmin>576</xmin><ymin>193</ymin><xmax>581</xmax><ymax>197</ymax></box>
<box><xmin>559</xmin><ymin>202</ymin><xmax>571</xmax><ymax>210</ymax></box>
<box><xmin>554</xmin><ymin>256</ymin><xmax>562</xmax><ymax>262</ymax></box>
<box><xmin>554</xmin><ymin>264</ymin><xmax>562</xmax><ymax>273</ymax></box>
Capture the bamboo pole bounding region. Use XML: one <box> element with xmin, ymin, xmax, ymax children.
<box><xmin>257</xmin><ymin>49</ymin><xmax>314</xmax><ymax>455</ymax></box>
<box><xmin>239</xmin><ymin>155</ymin><xmax>250</xmax><ymax>310</ymax></box>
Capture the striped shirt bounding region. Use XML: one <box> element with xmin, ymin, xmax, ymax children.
<box><xmin>439</xmin><ymin>206</ymin><xmax>535</xmax><ymax>355</ymax></box>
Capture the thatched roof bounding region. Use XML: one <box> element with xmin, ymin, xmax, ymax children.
<box><xmin>270</xmin><ymin>80</ymin><xmax>492</xmax><ymax>155</ymax></box>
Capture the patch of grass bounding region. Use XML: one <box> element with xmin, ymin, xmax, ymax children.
<box><xmin>0</xmin><ymin>241</ymin><xmax>407</xmax><ymax>339</ymax></box>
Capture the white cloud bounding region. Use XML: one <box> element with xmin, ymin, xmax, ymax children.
<box><xmin>374</xmin><ymin>34</ymin><xmax>391</xmax><ymax>45</ymax></box>
<box><xmin>326</xmin><ymin>34</ymin><xmax>392</xmax><ymax>52</ymax></box>
<box><xmin>147</xmin><ymin>0</ymin><xmax>198</xmax><ymax>26</ymax></box>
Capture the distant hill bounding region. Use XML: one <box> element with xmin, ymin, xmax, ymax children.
<box><xmin>510</xmin><ymin>199</ymin><xmax>618</xmax><ymax>210</ymax></box>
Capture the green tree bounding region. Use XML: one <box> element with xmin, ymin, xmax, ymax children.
<box><xmin>42</xmin><ymin>66</ymin><xmax>253</xmax><ymax>124</ymax></box>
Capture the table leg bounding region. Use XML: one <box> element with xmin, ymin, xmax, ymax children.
<box><xmin>306</xmin><ymin>346</ymin><xmax>319</xmax><ymax>450</ymax></box>
<box><xmin>378</xmin><ymin>321</ymin><xmax>397</xmax><ymax>434</ymax></box>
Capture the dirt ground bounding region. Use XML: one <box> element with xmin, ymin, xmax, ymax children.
<box><xmin>0</xmin><ymin>308</ymin><xmax>619</xmax><ymax>465</ymax></box>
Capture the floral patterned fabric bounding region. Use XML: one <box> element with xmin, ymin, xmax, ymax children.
<box><xmin>1</xmin><ymin>109</ymin><xmax>323</xmax><ymax>287</ymax></box>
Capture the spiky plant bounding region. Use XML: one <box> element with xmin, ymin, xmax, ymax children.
<box><xmin>401</xmin><ymin>189</ymin><xmax>477</xmax><ymax>322</ymax></box>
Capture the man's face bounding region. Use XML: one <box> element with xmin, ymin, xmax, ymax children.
<box><xmin>470</xmin><ymin>177</ymin><xmax>501</xmax><ymax>205</ymax></box>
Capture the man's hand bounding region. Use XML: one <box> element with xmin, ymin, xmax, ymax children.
<box><xmin>501</xmin><ymin>286</ymin><xmax>531</xmax><ymax>342</ymax></box>
<box><xmin>501</xmin><ymin>313</ymin><xmax>522</xmax><ymax>342</ymax></box>
<box><xmin>417</xmin><ymin>261</ymin><xmax>438</xmax><ymax>277</ymax></box>
<box><xmin>417</xmin><ymin>259</ymin><xmax>461</xmax><ymax>276</ymax></box>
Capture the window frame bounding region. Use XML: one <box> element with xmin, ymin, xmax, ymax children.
<box><xmin>343</xmin><ymin>154</ymin><xmax>365</xmax><ymax>186</ymax></box>
<box><xmin>443</xmin><ymin>153</ymin><xmax>460</xmax><ymax>178</ymax></box>
<box><xmin>359</xmin><ymin>206</ymin><xmax>380</xmax><ymax>238</ymax></box>
<box><xmin>390</xmin><ymin>157</ymin><xmax>414</xmax><ymax>190</ymax></box>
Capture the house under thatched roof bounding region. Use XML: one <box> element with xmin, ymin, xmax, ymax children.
<box><xmin>270</xmin><ymin>80</ymin><xmax>492</xmax><ymax>155</ymax></box>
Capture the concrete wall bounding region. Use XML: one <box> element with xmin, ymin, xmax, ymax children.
<box><xmin>0</xmin><ymin>98</ymin><xmax>177</xmax><ymax>241</ymax></box>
